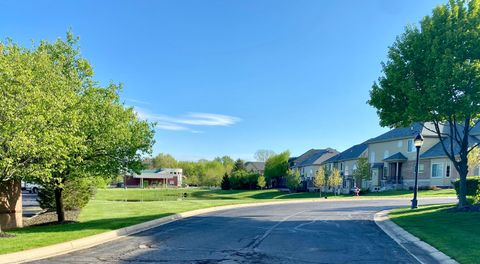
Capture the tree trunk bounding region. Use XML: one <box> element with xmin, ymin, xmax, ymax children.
<box><xmin>54</xmin><ymin>187</ymin><xmax>65</xmax><ymax>222</ymax></box>
<box><xmin>457</xmin><ymin>161</ymin><xmax>470</xmax><ymax>208</ymax></box>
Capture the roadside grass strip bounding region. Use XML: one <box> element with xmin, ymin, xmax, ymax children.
<box><xmin>390</xmin><ymin>204</ymin><xmax>480</xmax><ymax>264</ymax></box>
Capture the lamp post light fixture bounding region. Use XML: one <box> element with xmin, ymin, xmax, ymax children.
<box><xmin>411</xmin><ymin>133</ymin><xmax>424</xmax><ymax>209</ymax></box>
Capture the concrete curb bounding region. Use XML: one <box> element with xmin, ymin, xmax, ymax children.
<box><xmin>0</xmin><ymin>196</ymin><xmax>456</xmax><ymax>264</ymax></box>
<box><xmin>374</xmin><ymin>210</ymin><xmax>458</xmax><ymax>264</ymax></box>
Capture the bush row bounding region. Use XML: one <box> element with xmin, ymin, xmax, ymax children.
<box><xmin>453</xmin><ymin>176</ymin><xmax>480</xmax><ymax>203</ymax></box>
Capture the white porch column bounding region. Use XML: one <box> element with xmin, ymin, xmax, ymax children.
<box><xmin>140</xmin><ymin>177</ymin><xmax>144</xmax><ymax>188</ymax></box>
<box><xmin>396</xmin><ymin>162</ymin><xmax>399</xmax><ymax>184</ymax></box>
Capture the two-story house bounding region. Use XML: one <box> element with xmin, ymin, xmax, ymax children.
<box><xmin>368</xmin><ymin>122</ymin><xmax>480</xmax><ymax>190</ymax></box>
<box><xmin>245</xmin><ymin>161</ymin><xmax>265</xmax><ymax>174</ymax></box>
<box><xmin>323</xmin><ymin>141</ymin><xmax>369</xmax><ymax>193</ymax></box>
<box><xmin>291</xmin><ymin>148</ymin><xmax>339</xmax><ymax>190</ymax></box>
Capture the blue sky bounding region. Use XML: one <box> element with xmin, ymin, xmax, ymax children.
<box><xmin>1</xmin><ymin>0</ymin><xmax>445</xmax><ymax>161</ymax></box>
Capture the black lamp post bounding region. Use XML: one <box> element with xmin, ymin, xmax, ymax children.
<box><xmin>411</xmin><ymin>133</ymin><xmax>424</xmax><ymax>209</ymax></box>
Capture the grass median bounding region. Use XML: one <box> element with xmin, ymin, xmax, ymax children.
<box><xmin>0</xmin><ymin>188</ymin><xmax>456</xmax><ymax>254</ymax></box>
<box><xmin>390</xmin><ymin>204</ymin><xmax>480</xmax><ymax>264</ymax></box>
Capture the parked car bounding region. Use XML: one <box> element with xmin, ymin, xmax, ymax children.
<box><xmin>22</xmin><ymin>181</ymin><xmax>42</xmax><ymax>194</ymax></box>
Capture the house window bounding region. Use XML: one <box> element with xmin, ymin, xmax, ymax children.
<box><xmin>353</xmin><ymin>164</ymin><xmax>357</xmax><ymax>172</ymax></box>
<box><xmin>340</xmin><ymin>163</ymin><xmax>343</xmax><ymax>171</ymax></box>
<box><xmin>432</xmin><ymin>163</ymin><xmax>444</xmax><ymax>178</ymax></box>
<box><xmin>384</xmin><ymin>150</ymin><xmax>389</xmax><ymax>159</ymax></box>
<box><xmin>383</xmin><ymin>166</ymin><xmax>389</xmax><ymax>178</ymax></box>
<box><xmin>407</xmin><ymin>139</ymin><xmax>414</xmax><ymax>152</ymax></box>
<box><xmin>397</xmin><ymin>140</ymin><xmax>403</xmax><ymax>148</ymax></box>
<box><xmin>345</xmin><ymin>165</ymin><xmax>349</xmax><ymax>175</ymax></box>
<box><xmin>370</xmin><ymin>152</ymin><xmax>376</xmax><ymax>163</ymax></box>
<box><xmin>418</xmin><ymin>164</ymin><xmax>424</xmax><ymax>174</ymax></box>
<box><xmin>446</xmin><ymin>164</ymin><xmax>451</xmax><ymax>178</ymax></box>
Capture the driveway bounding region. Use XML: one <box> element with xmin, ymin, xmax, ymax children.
<box><xmin>22</xmin><ymin>191</ymin><xmax>42</xmax><ymax>218</ymax></box>
<box><xmin>32</xmin><ymin>198</ymin><xmax>455</xmax><ymax>264</ymax></box>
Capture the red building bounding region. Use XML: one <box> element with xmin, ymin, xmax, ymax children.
<box><xmin>125</xmin><ymin>168</ymin><xmax>183</xmax><ymax>188</ymax></box>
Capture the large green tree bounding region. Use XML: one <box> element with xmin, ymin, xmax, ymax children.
<box><xmin>264</xmin><ymin>151</ymin><xmax>290</xmax><ymax>187</ymax></box>
<box><xmin>1</xmin><ymin>33</ymin><xmax>155</xmax><ymax>222</ymax></box>
<box><xmin>369</xmin><ymin>0</ymin><xmax>480</xmax><ymax>208</ymax></box>
<box><xmin>151</xmin><ymin>153</ymin><xmax>178</xmax><ymax>169</ymax></box>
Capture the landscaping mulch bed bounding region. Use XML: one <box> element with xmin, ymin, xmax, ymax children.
<box><xmin>23</xmin><ymin>210</ymin><xmax>80</xmax><ymax>227</ymax></box>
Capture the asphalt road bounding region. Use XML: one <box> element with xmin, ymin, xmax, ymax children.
<box><xmin>22</xmin><ymin>191</ymin><xmax>42</xmax><ymax>218</ymax></box>
<box><xmin>33</xmin><ymin>198</ymin><xmax>455</xmax><ymax>264</ymax></box>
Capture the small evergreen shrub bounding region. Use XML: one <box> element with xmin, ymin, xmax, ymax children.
<box><xmin>221</xmin><ymin>173</ymin><xmax>231</xmax><ymax>190</ymax></box>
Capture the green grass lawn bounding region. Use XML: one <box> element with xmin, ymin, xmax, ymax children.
<box><xmin>390</xmin><ymin>204</ymin><xmax>480</xmax><ymax>264</ymax></box>
<box><xmin>0</xmin><ymin>188</ymin><xmax>456</xmax><ymax>254</ymax></box>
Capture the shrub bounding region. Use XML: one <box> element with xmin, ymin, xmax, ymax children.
<box><xmin>257</xmin><ymin>175</ymin><xmax>266</xmax><ymax>189</ymax></box>
<box><xmin>285</xmin><ymin>169</ymin><xmax>301</xmax><ymax>192</ymax></box>
<box><xmin>453</xmin><ymin>176</ymin><xmax>480</xmax><ymax>197</ymax></box>
<box><xmin>38</xmin><ymin>178</ymin><xmax>96</xmax><ymax>211</ymax></box>
<box><xmin>221</xmin><ymin>173</ymin><xmax>231</xmax><ymax>190</ymax></box>
<box><xmin>230</xmin><ymin>170</ymin><xmax>259</xmax><ymax>190</ymax></box>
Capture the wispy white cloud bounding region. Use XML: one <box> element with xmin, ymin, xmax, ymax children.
<box><xmin>134</xmin><ymin>107</ymin><xmax>240</xmax><ymax>133</ymax></box>
<box><xmin>125</xmin><ymin>98</ymin><xmax>151</xmax><ymax>105</ymax></box>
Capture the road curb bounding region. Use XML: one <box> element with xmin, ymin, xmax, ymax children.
<box><xmin>0</xmin><ymin>196</ymin><xmax>456</xmax><ymax>264</ymax></box>
<box><xmin>374</xmin><ymin>210</ymin><xmax>458</xmax><ymax>264</ymax></box>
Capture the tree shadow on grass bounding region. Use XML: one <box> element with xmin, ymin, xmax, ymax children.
<box><xmin>9</xmin><ymin>213</ymin><xmax>174</xmax><ymax>235</ymax></box>
<box><xmin>388</xmin><ymin>204</ymin><xmax>454</xmax><ymax>217</ymax></box>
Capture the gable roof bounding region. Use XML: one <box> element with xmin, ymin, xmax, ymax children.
<box><xmin>369</xmin><ymin>122</ymin><xmax>444</xmax><ymax>143</ymax></box>
<box><xmin>383</xmin><ymin>152</ymin><xmax>408</xmax><ymax>162</ymax></box>
<box><xmin>296</xmin><ymin>148</ymin><xmax>339</xmax><ymax>167</ymax></box>
<box><xmin>290</xmin><ymin>149</ymin><xmax>323</xmax><ymax>167</ymax></box>
<box><xmin>245</xmin><ymin>161</ymin><xmax>265</xmax><ymax>171</ymax></box>
<box><xmin>324</xmin><ymin>142</ymin><xmax>368</xmax><ymax>163</ymax></box>
<box><xmin>420</xmin><ymin>136</ymin><xmax>480</xmax><ymax>159</ymax></box>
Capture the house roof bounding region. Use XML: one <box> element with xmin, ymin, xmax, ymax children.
<box><xmin>369</xmin><ymin>122</ymin><xmax>444</xmax><ymax>143</ymax></box>
<box><xmin>324</xmin><ymin>142</ymin><xmax>368</xmax><ymax>163</ymax></box>
<box><xmin>245</xmin><ymin>161</ymin><xmax>265</xmax><ymax>171</ymax></box>
<box><xmin>383</xmin><ymin>152</ymin><xmax>408</xmax><ymax>162</ymax></box>
<box><xmin>420</xmin><ymin>136</ymin><xmax>480</xmax><ymax>159</ymax></box>
<box><xmin>296</xmin><ymin>148</ymin><xmax>339</xmax><ymax>167</ymax></box>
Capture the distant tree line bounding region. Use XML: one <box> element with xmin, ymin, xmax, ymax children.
<box><xmin>146</xmin><ymin>149</ymin><xmax>300</xmax><ymax>191</ymax></box>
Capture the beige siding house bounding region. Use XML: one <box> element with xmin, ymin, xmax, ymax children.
<box><xmin>368</xmin><ymin>123</ymin><xmax>480</xmax><ymax>190</ymax></box>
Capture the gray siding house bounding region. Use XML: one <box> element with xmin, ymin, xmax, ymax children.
<box><xmin>323</xmin><ymin>141</ymin><xmax>369</xmax><ymax>193</ymax></box>
<box><xmin>291</xmin><ymin>148</ymin><xmax>339</xmax><ymax>190</ymax></box>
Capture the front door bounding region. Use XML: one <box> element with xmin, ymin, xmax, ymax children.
<box><xmin>389</xmin><ymin>162</ymin><xmax>403</xmax><ymax>184</ymax></box>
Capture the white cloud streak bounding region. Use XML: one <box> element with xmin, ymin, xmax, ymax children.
<box><xmin>134</xmin><ymin>107</ymin><xmax>240</xmax><ymax>133</ymax></box>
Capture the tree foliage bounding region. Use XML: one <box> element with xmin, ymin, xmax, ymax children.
<box><xmin>0</xmin><ymin>33</ymin><xmax>156</xmax><ymax>223</ymax></box>
<box><xmin>257</xmin><ymin>175</ymin><xmax>266</xmax><ymax>189</ymax></box>
<box><xmin>328</xmin><ymin>168</ymin><xmax>342</xmax><ymax>194</ymax></box>
<box><xmin>353</xmin><ymin>157</ymin><xmax>370</xmax><ymax>187</ymax></box>
<box><xmin>254</xmin><ymin>149</ymin><xmax>276</xmax><ymax>162</ymax></box>
<box><xmin>220</xmin><ymin>173</ymin><xmax>231</xmax><ymax>190</ymax></box>
<box><xmin>229</xmin><ymin>170</ymin><xmax>260</xmax><ymax>190</ymax></box>
<box><xmin>150</xmin><ymin>153</ymin><xmax>178</xmax><ymax>169</ymax></box>
<box><xmin>285</xmin><ymin>169</ymin><xmax>301</xmax><ymax>191</ymax></box>
<box><xmin>313</xmin><ymin>166</ymin><xmax>327</xmax><ymax>196</ymax></box>
<box><xmin>264</xmin><ymin>151</ymin><xmax>290</xmax><ymax>184</ymax></box>
<box><xmin>178</xmin><ymin>156</ymin><xmax>235</xmax><ymax>187</ymax></box>
<box><xmin>232</xmin><ymin>159</ymin><xmax>246</xmax><ymax>173</ymax></box>
<box><xmin>368</xmin><ymin>0</ymin><xmax>480</xmax><ymax>207</ymax></box>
